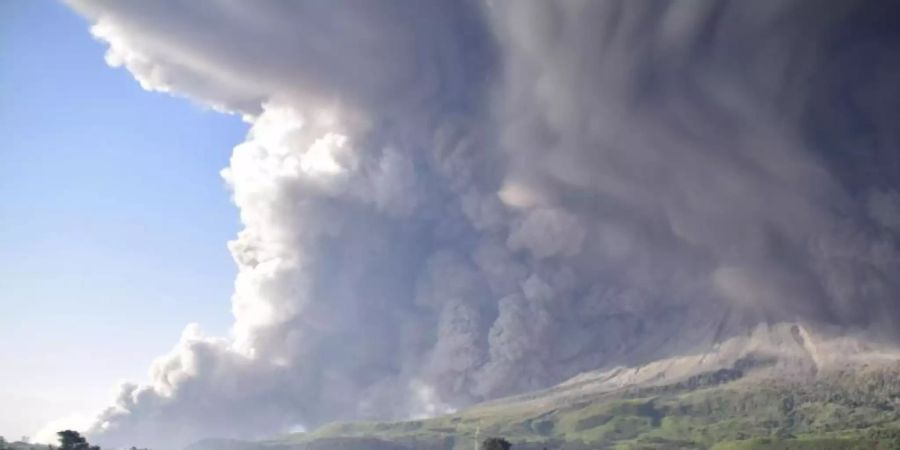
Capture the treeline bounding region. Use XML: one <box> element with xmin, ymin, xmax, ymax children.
<box><xmin>1</xmin><ymin>432</ymin><xmax>518</xmax><ymax>450</ymax></box>
<box><xmin>0</xmin><ymin>431</ymin><xmax>147</xmax><ymax>450</ymax></box>
<box><xmin>481</xmin><ymin>438</ymin><xmax>513</xmax><ymax>450</ymax></box>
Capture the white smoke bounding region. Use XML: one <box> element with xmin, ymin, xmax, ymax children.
<box><xmin>61</xmin><ymin>1</ymin><xmax>900</xmax><ymax>448</ymax></box>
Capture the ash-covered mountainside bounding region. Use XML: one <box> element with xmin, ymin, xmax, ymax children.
<box><xmin>187</xmin><ymin>323</ymin><xmax>900</xmax><ymax>450</ymax></box>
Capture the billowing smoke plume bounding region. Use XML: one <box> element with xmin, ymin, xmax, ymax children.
<box><xmin>63</xmin><ymin>1</ymin><xmax>900</xmax><ymax>448</ymax></box>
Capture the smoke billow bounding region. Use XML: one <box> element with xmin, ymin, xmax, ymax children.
<box><xmin>62</xmin><ymin>1</ymin><xmax>900</xmax><ymax>448</ymax></box>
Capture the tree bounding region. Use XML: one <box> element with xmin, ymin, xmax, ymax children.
<box><xmin>481</xmin><ymin>437</ymin><xmax>512</xmax><ymax>450</ymax></box>
<box><xmin>57</xmin><ymin>430</ymin><xmax>100</xmax><ymax>450</ymax></box>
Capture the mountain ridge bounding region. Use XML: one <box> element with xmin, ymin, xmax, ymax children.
<box><xmin>183</xmin><ymin>322</ymin><xmax>900</xmax><ymax>450</ymax></box>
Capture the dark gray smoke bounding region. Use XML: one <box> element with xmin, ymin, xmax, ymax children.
<box><xmin>60</xmin><ymin>1</ymin><xmax>900</xmax><ymax>448</ymax></box>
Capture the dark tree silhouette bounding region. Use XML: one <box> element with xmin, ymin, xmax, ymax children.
<box><xmin>481</xmin><ymin>437</ymin><xmax>512</xmax><ymax>450</ymax></box>
<box><xmin>57</xmin><ymin>430</ymin><xmax>100</xmax><ymax>450</ymax></box>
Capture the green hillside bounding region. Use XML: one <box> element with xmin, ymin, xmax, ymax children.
<box><xmin>186</xmin><ymin>362</ymin><xmax>900</xmax><ymax>450</ymax></box>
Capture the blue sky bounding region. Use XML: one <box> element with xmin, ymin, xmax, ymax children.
<box><xmin>0</xmin><ymin>0</ymin><xmax>247</xmax><ymax>439</ymax></box>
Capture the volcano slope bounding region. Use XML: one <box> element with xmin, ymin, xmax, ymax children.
<box><xmin>185</xmin><ymin>323</ymin><xmax>900</xmax><ymax>450</ymax></box>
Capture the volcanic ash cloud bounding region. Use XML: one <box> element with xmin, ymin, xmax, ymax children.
<box><xmin>62</xmin><ymin>1</ymin><xmax>900</xmax><ymax>448</ymax></box>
